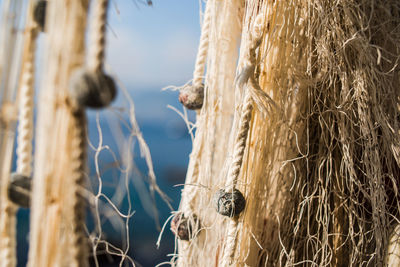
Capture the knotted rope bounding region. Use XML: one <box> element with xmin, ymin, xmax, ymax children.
<box><xmin>178</xmin><ymin>0</ymin><xmax>214</xmax><ymax>228</ymax></box>
<box><xmin>219</xmin><ymin>14</ymin><xmax>270</xmax><ymax>266</ymax></box>
<box><xmin>68</xmin><ymin>1</ymin><xmax>112</xmax><ymax>265</ymax></box>
<box><xmin>2</xmin><ymin>24</ymin><xmax>38</xmax><ymax>267</ymax></box>
<box><xmin>69</xmin><ymin>0</ymin><xmax>116</xmax><ymax>110</ymax></box>
<box><xmin>219</xmin><ymin>90</ymin><xmax>252</xmax><ymax>267</ymax></box>
<box><xmin>178</xmin><ymin>0</ymin><xmax>212</xmax><ymax>111</ymax></box>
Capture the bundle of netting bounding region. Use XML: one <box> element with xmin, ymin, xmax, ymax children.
<box><xmin>172</xmin><ymin>0</ymin><xmax>400</xmax><ymax>266</ymax></box>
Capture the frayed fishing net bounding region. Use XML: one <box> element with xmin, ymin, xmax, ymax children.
<box><xmin>1</xmin><ymin>0</ymin><xmax>400</xmax><ymax>266</ymax></box>
<box><xmin>172</xmin><ymin>0</ymin><xmax>400</xmax><ymax>266</ymax></box>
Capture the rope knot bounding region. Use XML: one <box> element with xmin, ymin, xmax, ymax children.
<box><xmin>179</xmin><ymin>83</ymin><xmax>204</xmax><ymax>110</ymax></box>
<box><xmin>33</xmin><ymin>1</ymin><xmax>47</xmax><ymax>31</ymax></box>
<box><xmin>170</xmin><ymin>212</ymin><xmax>201</xmax><ymax>241</ymax></box>
<box><xmin>214</xmin><ymin>189</ymin><xmax>246</xmax><ymax>217</ymax></box>
<box><xmin>8</xmin><ymin>173</ymin><xmax>31</xmax><ymax>208</ymax></box>
<box><xmin>69</xmin><ymin>69</ymin><xmax>117</xmax><ymax>110</ymax></box>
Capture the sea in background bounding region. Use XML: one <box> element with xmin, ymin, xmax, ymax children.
<box><xmin>15</xmin><ymin>89</ymin><xmax>193</xmax><ymax>267</ymax></box>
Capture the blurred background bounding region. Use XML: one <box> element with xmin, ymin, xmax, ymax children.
<box><xmin>12</xmin><ymin>0</ymin><xmax>202</xmax><ymax>266</ymax></box>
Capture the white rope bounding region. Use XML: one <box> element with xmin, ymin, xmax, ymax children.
<box><xmin>220</xmin><ymin>14</ymin><xmax>266</xmax><ymax>266</ymax></box>
<box><xmin>220</xmin><ymin>87</ymin><xmax>252</xmax><ymax>267</ymax></box>
<box><xmin>69</xmin><ymin>1</ymin><xmax>110</xmax><ymax>264</ymax></box>
<box><xmin>180</xmin><ymin>0</ymin><xmax>213</xmax><ymax>217</ymax></box>
<box><xmin>2</xmin><ymin>25</ymin><xmax>38</xmax><ymax>267</ymax></box>
<box><xmin>88</xmin><ymin>0</ymin><xmax>109</xmax><ymax>73</ymax></box>
<box><xmin>16</xmin><ymin>28</ymin><xmax>37</xmax><ymax>177</ymax></box>
<box><xmin>224</xmin><ymin>93</ymin><xmax>252</xmax><ymax>190</ymax></box>
<box><xmin>1</xmin><ymin>211</ymin><xmax>16</xmax><ymax>267</ymax></box>
<box><xmin>192</xmin><ymin>0</ymin><xmax>212</xmax><ymax>87</ymax></box>
<box><xmin>70</xmin><ymin>110</ymin><xmax>88</xmax><ymax>267</ymax></box>
<box><xmin>67</xmin><ymin>0</ymin><xmax>111</xmax><ymax>264</ymax></box>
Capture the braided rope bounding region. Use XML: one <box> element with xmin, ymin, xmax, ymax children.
<box><xmin>220</xmin><ymin>15</ymin><xmax>266</xmax><ymax>266</ymax></box>
<box><xmin>224</xmin><ymin>94</ymin><xmax>253</xmax><ymax>190</ymax></box>
<box><xmin>70</xmin><ymin>110</ymin><xmax>88</xmax><ymax>267</ymax></box>
<box><xmin>0</xmin><ymin>206</ymin><xmax>16</xmax><ymax>267</ymax></box>
<box><xmin>66</xmin><ymin>1</ymin><xmax>110</xmax><ymax>264</ymax></box>
<box><xmin>220</xmin><ymin>92</ymin><xmax>252</xmax><ymax>266</ymax></box>
<box><xmin>192</xmin><ymin>0</ymin><xmax>212</xmax><ymax>87</ymax></box>
<box><xmin>88</xmin><ymin>0</ymin><xmax>109</xmax><ymax>73</ymax></box>
<box><xmin>16</xmin><ymin>28</ymin><xmax>37</xmax><ymax>176</ymax></box>
<box><xmin>180</xmin><ymin>0</ymin><xmax>213</xmax><ymax>217</ymax></box>
<box><xmin>1</xmin><ymin>27</ymin><xmax>38</xmax><ymax>267</ymax></box>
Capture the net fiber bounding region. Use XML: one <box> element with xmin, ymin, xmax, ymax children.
<box><xmin>175</xmin><ymin>0</ymin><xmax>400</xmax><ymax>266</ymax></box>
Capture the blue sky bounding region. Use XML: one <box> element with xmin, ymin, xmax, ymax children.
<box><xmin>106</xmin><ymin>0</ymin><xmax>201</xmax><ymax>90</ymax></box>
<box><xmin>1</xmin><ymin>0</ymin><xmax>201</xmax><ymax>90</ymax></box>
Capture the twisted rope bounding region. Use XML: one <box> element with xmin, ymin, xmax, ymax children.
<box><xmin>0</xmin><ymin>206</ymin><xmax>16</xmax><ymax>267</ymax></box>
<box><xmin>220</xmin><ymin>89</ymin><xmax>252</xmax><ymax>266</ymax></box>
<box><xmin>224</xmin><ymin>94</ymin><xmax>253</xmax><ymax>190</ymax></box>
<box><xmin>192</xmin><ymin>0</ymin><xmax>212</xmax><ymax>87</ymax></box>
<box><xmin>220</xmin><ymin>14</ymin><xmax>267</xmax><ymax>266</ymax></box>
<box><xmin>70</xmin><ymin>110</ymin><xmax>88</xmax><ymax>267</ymax></box>
<box><xmin>66</xmin><ymin>1</ymin><xmax>110</xmax><ymax>264</ymax></box>
<box><xmin>1</xmin><ymin>26</ymin><xmax>38</xmax><ymax>267</ymax></box>
<box><xmin>88</xmin><ymin>0</ymin><xmax>109</xmax><ymax>73</ymax></box>
<box><xmin>16</xmin><ymin>28</ymin><xmax>37</xmax><ymax>176</ymax></box>
<box><xmin>180</xmin><ymin>0</ymin><xmax>213</xmax><ymax>217</ymax></box>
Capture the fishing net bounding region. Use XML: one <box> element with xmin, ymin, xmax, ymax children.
<box><xmin>1</xmin><ymin>0</ymin><xmax>400</xmax><ymax>266</ymax></box>
<box><xmin>0</xmin><ymin>1</ymin><xmax>167</xmax><ymax>266</ymax></box>
<box><xmin>172</xmin><ymin>0</ymin><xmax>400</xmax><ymax>266</ymax></box>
